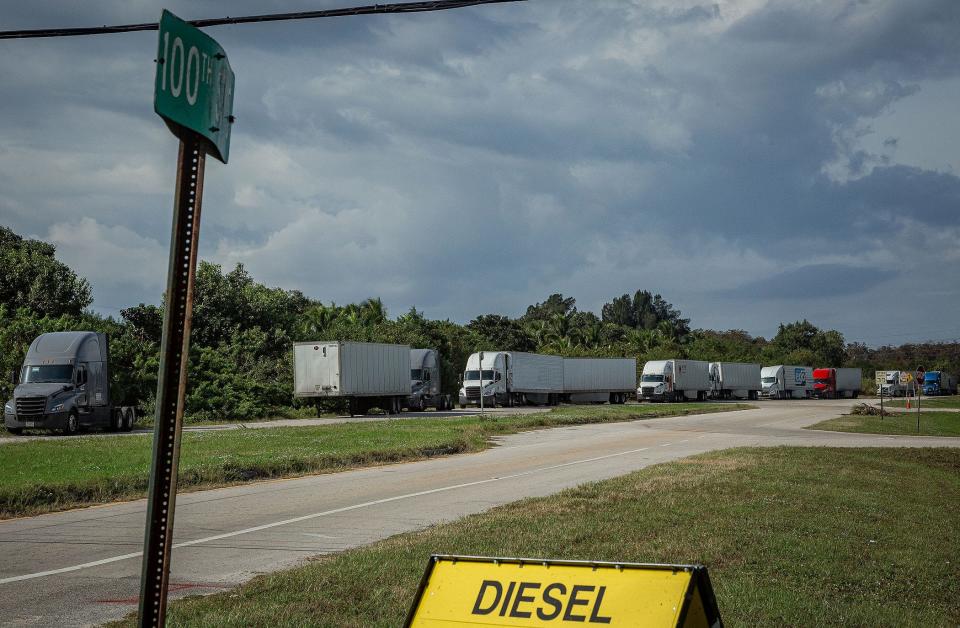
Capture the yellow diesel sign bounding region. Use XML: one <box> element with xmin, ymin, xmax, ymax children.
<box><xmin>405</xmin><ymin>556</ymin><xmax>722</xmax><ymax>628</ymax></box>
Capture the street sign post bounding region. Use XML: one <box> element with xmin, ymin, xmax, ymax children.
<box><xmin>139</xmin><ymin>10</ymin><xmax>234</xmax><ymax>628</ymax></box>
<box><xmin>154</xmin><ymin>9</ymin><xmax>234</xmax><ymax>163</ymax></box>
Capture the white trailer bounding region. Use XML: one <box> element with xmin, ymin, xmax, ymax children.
<box><xmin>562</xmin><ymin>358</ymin><xmax>636</xmax><ymax>404</ymax></box>
<box><xmin>637</xmin><ymin>359</ymin><xmax>710</xmax><ymax>402</ymax></box>
<box><xmin>760</xmin><ymin>365</ymin><xmax>813</xmax><ymax>399</ymax></box>
<box><xmin>459</xmin><ymin>351</ymin><xmax>564</xmax><ymax>407</ymax></box>
<box><xmin>709</xmin><ymin>362</ymin><xmax>761</xmax><ymax>400</ymax></box>
<box><xmin>294</xmin><ymin>341</ymin><xmax>409</xmax><ymax>415</ymax></box>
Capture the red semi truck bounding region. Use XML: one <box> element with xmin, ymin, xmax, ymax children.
<box><xmin>812</xmin><ymin>367</ymin><xmax>862</xmax><ymax>399</ymax></box>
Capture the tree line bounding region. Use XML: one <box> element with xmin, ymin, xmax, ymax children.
<box><xmin>2</xmin><ymin>225</ymin><xmax>957</xmax><ymax>422</ymax></box>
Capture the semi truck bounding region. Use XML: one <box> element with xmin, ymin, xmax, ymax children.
<box><xmin>922</xmin><ymin>371</ymin><xmax>958</xmax><ymax>396</ymax></box>
<box><xmin>637</xmin><ymin>359</ymin><xmax>710</xmax><ymax>402</ymax></box>
<box><xmin>459</xmin><ymin>351</ymin><xmax>564</xmax><ymax>407</ymax></box>
<box><xmin>4</xmin><ymin>331</ymin><xmax>137</xmax><ymax>435</ymax></box>
<box><xmin>875</xmin><ymin>370</ymin><xmax>907</xmax><ymax>397</ymax></box>
<box><xmin>760</xmin><ymin>365</ymin><xmax>813</xmax><ymax>399</ymax></box>
<box><xmin>709</xmin><ymin>362</ymin><xmax>761</xmax><ymax>400</ymax></box>
<box><xmin>294</xmin><ymin>341</ymin><xmax>411</xmax><ymax>415</ymax></box>
<box><xmin>812</xmin><ymin>367</ymin><xmax>862</xmax><ymax>399</ymax></box>
<box><xmin>561</xmin><ymin>357</ymin><xmax>636</xmax><ymax>404</ymax></box>
<box><xmin>408</xmin><ymin>349</ymin><xmax>453</xmax><ymax>411</ymax></box>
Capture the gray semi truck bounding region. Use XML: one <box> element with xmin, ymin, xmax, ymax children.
<box><xmin>407</xmin><ymin>349</ymin><xmax>452</xmax><ymax>411</ymax></box>
<box><xmin>4</xmin><ymin>331</ymin><xmax>136</xmax><ymax>435</ymax></box>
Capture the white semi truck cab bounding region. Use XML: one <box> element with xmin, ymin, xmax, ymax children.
<box><xmin>459</xmin><ymin>352</ymin><xmax>508</xmax><ymax>407</ymax></box>
<box><xmin>458</xmin><ymin>351</ymin><xmax>564</xmax><ymax>408</ymax></box>
<box><xmin>637</xmin><ymin>359</ymin><xmax>710</xmax><ymax>402</ymax></box>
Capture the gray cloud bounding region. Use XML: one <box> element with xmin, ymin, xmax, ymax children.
<box><xmin>0</xmin><ymin>0</ymin><xmax>958</xmax><ymax>346</ymax></box>
<box><xmin>728</xmin><ymin>264</ymin><xmax>892</xmax><ymax>300</ymax></box>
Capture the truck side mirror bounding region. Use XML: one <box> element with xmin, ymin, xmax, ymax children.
<box><xmin>9</xmin><ymin>369</ymin><xmax>17</xmax><ymax>385</ymax></box>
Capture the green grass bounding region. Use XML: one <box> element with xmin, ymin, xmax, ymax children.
<box><xmin>110</xmin><ymin>447</ymin><xmax>960</xmax><ymax>627</ymax></box>
<box><xmin>886</xmin><ymin>395</ymin><xmax>960</xmax><ymax>409</ymax></box>
<box><xmin>0</xmin><ymin>403</ymin><xmax>748</xmax><ymax>519</ymax></box>
<box><xmin>809</xmin><ymin>411</ymin><xmax>960</xmax><ymax>436</ymax></box>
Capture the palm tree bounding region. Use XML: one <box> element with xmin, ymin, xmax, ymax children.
<box><xmin>582</xmin><ymin>321</ymin><xmax>603</xmax><ymax>348</ymax></box>
<box><xmin>300</xmin><ymin>304</ymin><xmax>338</xmax><ymax>338</ymax></box>
<box><xmin>548</xmin><ymin>312</ymin><xmax>572</xmax><ymax>342</ymax></box>
<box><xmin>524</xmin><ymin>319</ymin><xmax>550</xmax><ymax>349</ymax></box>
<box><xmin>360</xmin><ymin>297</ymin><xmax>387</xmax><ymax>325</ymax></box>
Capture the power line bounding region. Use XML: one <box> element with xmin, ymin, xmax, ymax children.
<box><xmin>0</xmin><ymin>0</ymin><xmax>527</xmax><ymax>40</ymax></box>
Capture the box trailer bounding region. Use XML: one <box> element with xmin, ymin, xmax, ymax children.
<box><xmin>459</xmin><ymin>351</ymin><xmax>564</xmax><ymax>407</ymax></box>
<box><xmin>294</xmin><ymin>341</ymin><xmax>410</xmax><ymax>415</ymax></box>
<box><xmin>637</xmin><ymin>359</ymin><xmax>710</xmax><ymax>402</ymax></box>
<box><xmin>709</xmin><ymin>362</ymin><xmax>761</xmax><ymax>400</ymax></box>
<box><xmin>813</xmin><ymin>367</ymin><xmax>862</xmax><ymax>399</ymax></box>
<box><xmin>760</xmin><ymin>365</ymin><xmax>813</xmax><ymax>399</ymax></box>
<box><xmin>562</xmin><ymin>357</ymin><xmax>636</xmax><ymax>404</ymax></box>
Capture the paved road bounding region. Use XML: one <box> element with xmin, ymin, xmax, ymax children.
<box><xmin>1</xmin><ymin>399</ymin><xmax>958</xmax><ymax>626</ymax></box>
<box><xmin>0</xmin><ymin>405</ymin><xmax>548</xmax><ymax>445</ymax></box>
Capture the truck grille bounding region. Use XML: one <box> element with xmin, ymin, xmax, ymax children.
<box><xmin>15</xmin><ymin>397</ymin><xmax>46</xmax><ymax>418</ymax></box>
<box><xmin>465</xmin><ymin>386</ymin><xmax>481</xmax><ymax>399</ymax></box>
<box><xmin>640</xmin><ymin>387</ymin><xmax>655</xmax><ymax>396</ymax></box>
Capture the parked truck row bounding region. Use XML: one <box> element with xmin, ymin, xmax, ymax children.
<box><xmin>638</xmin><ymin>361</ymin><xmax>864</xmax><ymax>401</ymax></box>
<box><xmin>9</xmin><ymin>332</ymin><xmax>949</xmax><ymax>436</ymax></box>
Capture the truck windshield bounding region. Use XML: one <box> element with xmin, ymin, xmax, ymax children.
<box><xmin>21</xmin><ymin>364</ymin><xmax>73</xmax><ymax>384</ymax></box>
<box><xmin>761</xmin><ymin>377</ymin><xmax>777</xmax><ymax>384</ymax></box>
<box><xmin>641</xmin><ymin>374</ymin><xmax>664</xmax><ymax>383</ymax></box>
<box><xmin>464</xmin><ymin>370</ymin><xmax>495</xmax><ymax>381</ymax></box>
<box><xmin>411</xmin><ymin>369</ymin><xmax>423</xmax><ymax>380</ymax></box>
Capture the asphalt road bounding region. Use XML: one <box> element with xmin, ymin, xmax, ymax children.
<box><xmin>1</xmin><ymin>399</ymin><xmax>958</xmax><ymax>626</ymax></box>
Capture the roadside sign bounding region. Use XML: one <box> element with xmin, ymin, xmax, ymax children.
<box><xmin>900</xmin><ymin>372</ymin><xmax>911</xmax><ymax>385</ymax></box>
<box><xmin>405</xmin><ymin>555</ymin><xmax>722</xmax><ymax>627</ymax></box>
<box><xmin>155</xmin><ymin>10</ymin><xmax>234</xmax><ymax>162</ymax></box>
<box><xmin>141</xmin><ymin>10</ymin><xmax>235</xmax><ymax>626</ymax></box>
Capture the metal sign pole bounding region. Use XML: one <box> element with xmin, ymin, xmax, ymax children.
<box><xmin>479</xmin><ymin>351</ymin><xmax>484</xmax><ymax>417</ymax></box>
<box><xmin>138</xmin><ymin>135</ymin><xmax>206</xmax><ymax>627</ymax></box>
<box><xmin>916</xmin><ymin>384</ymin><xmax>921</xmax><ymax>434</ymax></box>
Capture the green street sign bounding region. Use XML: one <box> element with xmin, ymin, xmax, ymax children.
<box><xmin>154</xmin><ymin>10</ymin><xmax>234</xmax><ymax>163</ymax></box>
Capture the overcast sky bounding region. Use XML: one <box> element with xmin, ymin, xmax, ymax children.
<box><xmin>2</xmin><ymin>0</ymin><xmax>958</xmax><ymax>346</ymax></box>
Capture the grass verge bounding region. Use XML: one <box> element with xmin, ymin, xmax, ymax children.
<box><xmin>885</xmin><ymin>395</ymin><xmax>960</xmax><ymax>409</ymax></box>
<box><xmin>0</xmin><ymin>403</ymin><xmax>748</xmax><ymax>519</ymax></box>
<box><xmin>110</xmin><ymin>447</ymin><xmax>960</xmax><ymax>627</ymax></box>
<box><xmin>809</xmin><ymin>411</ymin><xmax>960</xmax><ymax>436</ymax></box>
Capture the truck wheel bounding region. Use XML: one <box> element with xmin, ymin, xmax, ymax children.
<box><xmin>7</xmin><ymin>427</ymin><xmax>23</xmax><ymax>436</ymax></box>
<box><xmin>63</xmin><ymin>412</ymin><xmax>80</xmax><ymax>436</ymax></box>
<box><xmin>122</xmin><ymin>408</ymin><xmax>135</xmax><ymax>432</ymax></box>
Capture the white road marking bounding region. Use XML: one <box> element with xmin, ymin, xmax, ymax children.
<box><xmin>0</xmin><ymin>444</ymin><xmax>655</xmax><ymax>585</ymax></box>
<box><xmin>660</xmin><ymin>443</ymin><xmax>672</xmax><ymax>447</ymax></box>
